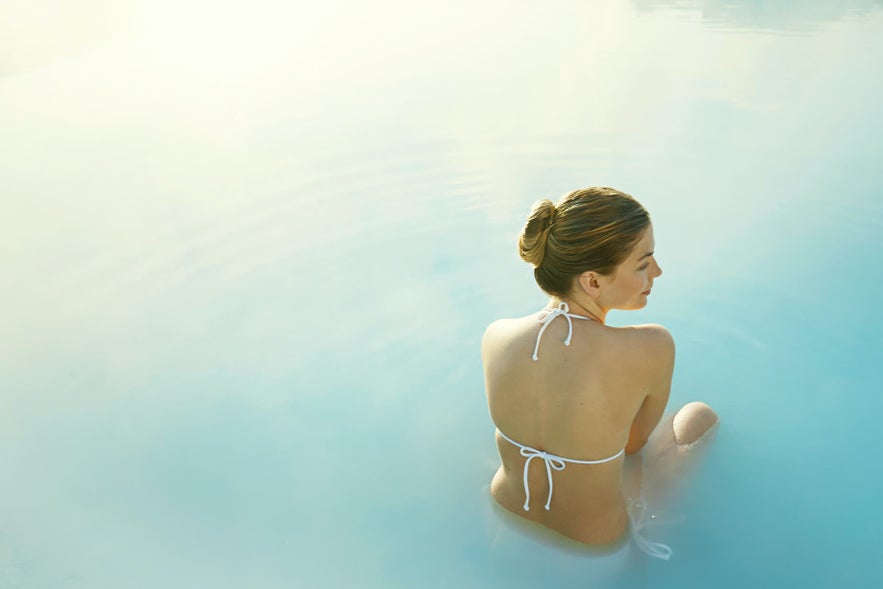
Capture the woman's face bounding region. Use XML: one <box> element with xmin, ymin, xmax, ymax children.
<box><xmin>603</xmin><ymin>225</ymin><xmax>662</xmax><ymax>310</ymax></box>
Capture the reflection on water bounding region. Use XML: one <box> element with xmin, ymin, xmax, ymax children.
<box><xmin>1</xmin><ymin>1</ymin><xmax>882</xmax><ymax>587</ymax></box>
<box><xmin>633</xmin><ymin>0</ymin><xmax>883</xmax><ymax>32</ymax></box>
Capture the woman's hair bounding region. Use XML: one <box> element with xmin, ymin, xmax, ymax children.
<box><xmin>518</xmin><ymin>187</ymin><xmax>651</xmax><ymax>297</ymax></box>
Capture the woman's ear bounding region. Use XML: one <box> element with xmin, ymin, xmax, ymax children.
<box><xmin>577</xmin><ymin>271</ymin><xmax>602</xmax><ymax>296</ymax></box>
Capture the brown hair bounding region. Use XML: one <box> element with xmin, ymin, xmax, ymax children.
<box><xmin>518</xmin><ymin>187</ymin><xmax>651</xmax><ymax>297</ymax></box>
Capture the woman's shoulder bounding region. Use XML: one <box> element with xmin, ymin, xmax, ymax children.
<box><xmin>482</xmin><ymin>316</ymin><xmax>521</xmax><ymax>346</ymax></box>
<box><xmin>608</xmin><ymin>323</ymin><xmax>675</xmax><ymax>364</ymax></box>
<box><xmin>480</xmin><ymin>314</ymin><xmax>537</xmax><ymax>359</ymax></box>
<box><xmin>614</xmin><ymin>322</ymin><xmax>673</xmax><ymax>343</ymax></box>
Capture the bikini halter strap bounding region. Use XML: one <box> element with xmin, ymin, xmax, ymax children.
<box><xmin>532</xmin><ymin>301</ymin><xmax>596</xmax><ymax>361</ymax></box>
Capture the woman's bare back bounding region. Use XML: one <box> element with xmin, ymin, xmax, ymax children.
<box><xmin>482</xmin><ymin>307</ymin><xmax>673</xmax><ymax>544</ymax></box>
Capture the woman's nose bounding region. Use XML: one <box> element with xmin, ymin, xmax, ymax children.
<box><xmin>654</xmin><ymin>260</ymin><xmax>663</xmax><ymax>277</ymax></box>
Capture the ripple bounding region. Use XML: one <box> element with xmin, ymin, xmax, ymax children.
<box><xmin>631</xmin><ymin>0</ymin><xmax>883</xmax><ymax>34</ymax></box>
<box><xmin>51</xmin><ymin>141</ymin><xmax>496</xmax><ymax>306</ymax></box>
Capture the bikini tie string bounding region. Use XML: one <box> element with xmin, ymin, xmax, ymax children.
<box><xmin>532</xmin><ymin>301</ymin><xmax>574</xmax><ymax>361</ymax></box>
<box><xmin>627</xmin><ymin>499</ymin><xmax>673</xmax><ymax>561</ymax></box>
<box><xmin>518</xmin><ymin>447</ymin><xmax>566</xmax><ymax>511</ymax></box>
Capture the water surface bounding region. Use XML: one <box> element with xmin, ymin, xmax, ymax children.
<box><xmin>2</xmin><ymin>0</ymin><xmax>882</xmax><ymax>587</ymax></box>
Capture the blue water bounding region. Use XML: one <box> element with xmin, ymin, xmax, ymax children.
<box><xmin>2</xmin><ymin>1</ymin><xmax>882</xmax><ymax>587</ymax></box>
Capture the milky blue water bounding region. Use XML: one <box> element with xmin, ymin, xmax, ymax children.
<box><xmin>2</xmin><ymin>1</ymin><xmax>882</xmax><ymax>587</ymax></box>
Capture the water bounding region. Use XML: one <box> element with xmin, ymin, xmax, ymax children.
<box><xmin>2</xmin><ymin>1</ymin><xmax>882</xmax><ymax>587</ymax></box>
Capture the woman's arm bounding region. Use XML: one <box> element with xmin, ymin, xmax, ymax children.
<box><xmin>625</xmin><ymin>326</ymin><xmax>674</xmax><ymax>455</ymax></box>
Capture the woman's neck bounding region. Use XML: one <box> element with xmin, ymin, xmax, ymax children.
<box><xmin>549</xmin><ymin>296</ymin><xmax>607</xmax><ymax>324</ymax></box>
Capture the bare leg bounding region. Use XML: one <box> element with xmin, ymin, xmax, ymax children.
<box><xmin>673</xmin><ymin>401</ymin><xmax>720</xmax><ymax>446</ymax></box>
<box><xmin>616</xmin><ymin>402</ymin><xmax>718</xmax><ymax>560</ymax></box>
<box><xmin>638</xmin><ymin>402</ymin><xmax>719</xmax><ymax>506</ymax></box>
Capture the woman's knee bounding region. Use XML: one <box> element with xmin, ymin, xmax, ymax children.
<box><xmin>672</xmin><ymin>402</ymin><xmax>718</xmax><ymax>446</ymax></box>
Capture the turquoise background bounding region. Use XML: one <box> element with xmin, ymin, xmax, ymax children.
<box><xmin>2</xmin><ymin>0</ymin><xmax>882</xmax><ymax>587</ymax></box>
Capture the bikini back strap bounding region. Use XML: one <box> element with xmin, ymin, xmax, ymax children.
<box><xmin>497</xmin><ymin>429</ymin><xmax>625</xmax><ymax>512</ymax></box>
<box><xmin>532</xmin><ymin>301</ymin><xmax>596</xmax><ymax>361</ymax></box>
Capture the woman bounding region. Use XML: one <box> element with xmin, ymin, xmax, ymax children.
<box><xmin>482</xmin><ymin>187</ymin><xmax>718</xmax><ymax>549</ymax></box>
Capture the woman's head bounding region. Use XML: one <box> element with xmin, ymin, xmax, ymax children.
<box><xmin>518</xmin><ymin>187</ymin><xmax>652</xmax><ymax>299</ymax></box>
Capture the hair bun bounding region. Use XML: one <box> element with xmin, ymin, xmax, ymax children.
<box><xmin>518</xmin><ymin>199</ymin><xmax>556</xmax><ymax>267</ymax></box>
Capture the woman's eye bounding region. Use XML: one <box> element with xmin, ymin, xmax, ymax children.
<box><xmin>638</xmin><ymin>264</ymin><xmax>649</xmax><ymax>270</ymax></box>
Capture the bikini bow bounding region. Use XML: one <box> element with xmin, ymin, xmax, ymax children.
<box><xmin>518</xmin><ymin>447</ymin><xmax>567</xmax><ymax>511</ymax></box>
<box><xmin>532</xmin><ymin>301</ymin><xmax>575</xmax><ymax>361</ymax></box>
